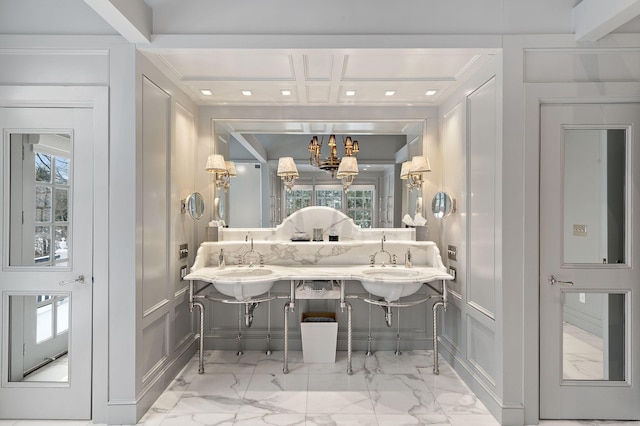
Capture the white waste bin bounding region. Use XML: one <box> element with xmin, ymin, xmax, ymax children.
<box><xmin>300</xmin><ymin>312</ymin><xmax>338</xmax><ymax>363</ymax></box>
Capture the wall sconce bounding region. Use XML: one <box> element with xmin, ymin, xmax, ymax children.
<box><xmin>400</xmin><ymin>155</ymin><xmax>431</xmax><ymax>191</ymax></box>
<box><xmin>205</xmin><ymin>154</ymin><xmax>236</xmax><ymax>192</ymax></box>
<box><xmin>336</xmin><ymin>156</ymin><xmax>358</xmax><ymax>192</ymax></box>
<box><xmin>277</xmin><ymin>157</ymin><xmax>299</xmax><ymax>192</ymax></box>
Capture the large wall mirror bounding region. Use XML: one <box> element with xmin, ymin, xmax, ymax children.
<box><xmin>212</xmin><ymin>120</ymin><xmax>427</xmax><ymax>228</ymax></box>
<box><xmin>7</xmin><ymin>133</ymin><xmax>72</xmax><ymax>268</ymax></box>
<box><xmin>563</xmin><ymin>128</ymin><xmax>627</xmax><ymax>265</ymax></box>
<box><xmin>8</xmin><ymin>294</ymin><xmax>70</xmax><ymax>383</ymax></box>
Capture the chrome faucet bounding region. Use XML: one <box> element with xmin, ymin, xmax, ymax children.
<box><xmin>241</xmin><ymin>232</ymin><xmax>263</xmax><ymax>267</ymax></box>
<box><xmin>404</xmin><ymin>248</ymin><xmax>412</xmax><ymax>268</ymax></box>
<box><xmin>370</xmin><ymin>232</ymin><xmax>395</xmax><ymax>267</ymax></box>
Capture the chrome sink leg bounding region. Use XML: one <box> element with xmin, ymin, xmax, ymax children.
<box><xmin>236</xmin><ymin>304</ymin><xmax>244</xmax><ymax>356</ymax></box>
<box><xmin>192</xmin><ymin>301</ymin><xmax>205</xmax><ymax>374</ymax></box>
<box><xmin>346</xmin><ymin>301</ymin><xmax>353</xmax><ymax>375</ymax></box>
<box><xmin>433</xmin><ymin>300</ymin><xmax>444</xmax><ymax>375</ymax></box>
<box><xmin>394</xmin><ymin>308</ymin><xmax>402</xmax><ymax>356</ymax></box>
<box><xmin>366</xmin><ymin>300</ymin><xmax>373</xmax><ymax>356</ymax></box>
<box><xmin>283</xmin><ymin>301</ymin><xmax>291</xmax><ymax>374</ymax></box>
<box><xmin>265</xmin><ymin>292</ymin><xmax>272</xmax><ymax>356</ymax></box>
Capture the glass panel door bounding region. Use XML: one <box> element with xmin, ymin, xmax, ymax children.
<box><xmin>1</xmin><ymin>107</ymin><xmax>93</xmax><ymax>420</ymax></box>
<box><xmin>540</xmin><ymin>103</ymin><xmax>640</xmax><ymax>420</ymax></box>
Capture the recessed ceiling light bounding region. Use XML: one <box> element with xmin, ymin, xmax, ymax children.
<box><xmin>241</xmin><ymin>90</ymin><xmax>252</xmax><ymax>96</ymax></box>
<box><xmin>425</xmin><ymin>90</ymin><xmax>438</xmax><ymax>96</ymax></box>
<box><xmin>345</xmin><ymin>90</ymin><xmax>356</xmax><ymax>96</ymax></box>
<box><xmin>200</xmin><ymin>89</ymin><xmax>213</xmax><ymax>96</ymax></box>
<box><xmin>281</xmin><ymin>89</ymin><xmax>292</xmax><ymax>96</ymax></box>
<box><xmin>385</xmin><ymin>90</ymin><xmax>396</xmax><ymax>96</ymax></box>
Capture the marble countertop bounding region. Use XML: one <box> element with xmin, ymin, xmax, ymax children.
<box><xmin>184</xmin><ymin>264</ymin><xmax>453</xmax><ymax>285</ymax></box>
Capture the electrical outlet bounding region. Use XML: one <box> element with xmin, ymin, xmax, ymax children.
<box><xmin>579</xmin><ymin>293</ymin><xmax>586</xmax><ymax>303</ymax></box>
<box><xmin>180</xmin><ymin>265</ymin><xmax>187</xmax><ymax>281</ymax></box>
<box><xmin>448</xmin><ymin>266</ymin><xmax>457</xmax><ymax>281</ymax></box>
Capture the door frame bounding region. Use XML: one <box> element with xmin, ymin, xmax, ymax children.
<box><xmin>0</xmin><ymin>86</ymin><xmax>108</xmax><ymax>420</ymax></box>
<box><xmin>523</xmin><ymin>83</ymin><xmax>640</xmax><ymax>422</ymax></box>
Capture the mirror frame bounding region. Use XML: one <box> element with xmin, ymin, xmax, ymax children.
<box><xmin>432</xmin><ymin>191</ymin><xmax>455</xmax><ymax>219</ymax></box>
<box><xmin>185</xmin><ymin>192</ymin><xmax>205</xmax><ymax>220</ymax></box>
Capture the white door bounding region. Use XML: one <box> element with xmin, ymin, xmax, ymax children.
<box><xmin>540</xmin><ymin>103</ymin><xmax>640</xmax><ymax>420</ymax></box>
<box><xmin>1</xmin><ymin>107</ymin><xmax>93</xmax><ymax>419</ymax></box>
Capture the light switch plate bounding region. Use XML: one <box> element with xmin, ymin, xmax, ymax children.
<box><xmin>179</xmin><ymin>243</ymin><xmax>189</xmax><ymax>259</ymax></box>
<box><xmin>448</xmin><ymin>266</ymin><xmax>456</xmax><ymax>281</ymax></box>
<box><xmin>447</xmin><ymin>245</ymin><xmax>457</xmax><ymax>261</ymax></box>
<box><xmin>180</xmin><ymin>265</ymin><xmax>187</xmax><ymax>280</ymax></box>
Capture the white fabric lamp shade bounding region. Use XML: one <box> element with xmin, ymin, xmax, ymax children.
<box><xmin>337</xmin><ymin>156</ymin><xmax>358</xmax><ymax>177</ymax></box>
<box><xmin>410</xmin><ymin>155</ymin><xmax>431</xmax><ymax>173</ymax></box>
<box><xmin>277</xmin><ymin>157</ymin><xmax>299</xmax><ymax>177</ymax></box>
<box><xmin>225</xmin><ymin>161</ymin><xmax>237</xmax><ymax>177</ymax></box>
<box><xmin>400</xmin><ymin>161</ymin><xmax>412</xmax><ymax>179</ymax></box>
<box><xmin>205</xmin><ymin>154</ymin><xmax>227</xmax><ymax>173</ymax></box>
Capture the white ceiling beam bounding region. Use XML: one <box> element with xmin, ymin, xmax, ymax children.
<box><xmin>232</xmin><ymin>133</ymin><xmax>268</xmax><ymax>163</ymax></box>
<box><xmin>84</xmin><ymin>0</ymin><xmax>152</xmax><ymax>44</ymax></box>
<box><xmin>573</xmin><ymin>0</ymin><xmax>640</xmax><ymax>42</ymax></box>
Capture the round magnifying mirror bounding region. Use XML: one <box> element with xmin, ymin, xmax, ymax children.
<box><xmin>186</xmin><ymin>192</ymin><xmax>205</xmax><ymax>220</ymax></box>
<box><xmin>432</xmin><ymin>191</ymin><xmax>454</xmax><ymax>219</ymax></box>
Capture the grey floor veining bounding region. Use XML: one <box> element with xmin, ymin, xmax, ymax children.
<box><xmin>1</xmin><ymin>350</ymin><xmax>638</xmax><ymax>425</ymax></box>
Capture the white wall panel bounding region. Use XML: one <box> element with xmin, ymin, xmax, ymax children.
<box><xmin>141</xmin><ymin>314</ymin><xmax>168</xmax><ymax>382</ymax></box>
<box><xmin>441</xmin><ymin>102</ymin><xmax>465</xmax><ymax>297</ymax></box>
<box><xmin>172</xmin><ymin>102</ymin><xmax>195</xmax><ymax>294</ymax></box>
<box><xmin>0</xmin><ymin>50</ymin><xmax>109</xmax><ymax>85</ymax></box>
<box><xmin>525</xmin><ymin>49</ymin><xmax>640</xmax><ymax>83</ymax></box>
<box><xmin>467</xmin><ymin>315</ymin><xmax>496</xmax><ymax>384</ymax></box>
<box><xmin>467</xmin><ymin>77</ymin><xmax>497</xmax><ymax>317</ymax></box>
<box><xmin>0</xmin><ymin>0</ymin><xmax>116</xmax><ymax>35</ymax></box>
<box><xmin>142</xmin><ymin>77</ymin><xmax>170</xmax><ymax>313</ymax></box>
<box><xmin>443</xmin><ymin>300</ymin><xmax>462</xmax><ymax>350</ymax></box>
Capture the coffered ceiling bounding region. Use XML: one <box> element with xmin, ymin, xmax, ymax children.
<box><xmin>142</xmin><ymin>48</ymin><xmax>495</xmax><ymax>108</ymax></box>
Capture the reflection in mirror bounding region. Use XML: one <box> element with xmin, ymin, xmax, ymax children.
<box><xmin>186</xmin><ymin>192</ymin><xmax>205</xmax><ymax>220</ymax></box>
<box><xmin>224</xmin><ymin>131</ymin><xmax>413</xmax><ymax>227</ymax></box>
<box><xmin>563</xmin><ymin>129</ymin><xmax>626</xmax><ymax>264</ymax></box>
<box><xmin>563</xmin><ymin>292</ymin><xmax>625</xmax><ymax>381</ymax></box>
<box><xmin>8</xmin><ymin>294</ymin><xmax>69</xmax><ymax>383</ymax></box>
<box><xmin>214</xmin><ymin>196</ymin><xmax>225</xmax><ymax>221</ymax></box>
<box><xmin>8</xmin><ymin>133</ymin><xmax>72</xmax><ymax>267</ymax></box>
<box><xmin>432</xmin><ymin>191</ymin><xmax>454</xmax><ymax>219</ymax></box>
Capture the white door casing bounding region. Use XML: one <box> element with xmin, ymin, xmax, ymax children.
<box><xmin>540</xmin><ymin>103</ymin><xmax>640</xmax><ymax>420</ymax></box>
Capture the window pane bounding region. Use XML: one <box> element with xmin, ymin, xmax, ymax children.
<box><xmin>35</xmin><ymin>153</ymin><xmax>51</xmax><ymax>183</ymax></box>
<box><xmin>36</xmin><ymin>303</ymin><xmax>53</xmax><ymax>343</ymax></box>
<box><xmin>34</xmin><ymin>226</ymin><xmax>51</xmax><ymax>263</ymax></box>
<box><xmin>54</xmin><ymin>188</ymin><xmax>68</xmax><ymax>222</ymax></box>
<box><xmin>35</xmin><ymin>186</ymin><xmax>52</xmax><ymax>222</ymax></box>
<box><xmin>56</xmin><ymin>297</ymin><xmax>69</xmax><ymax>334</ymax></box>
<box><xmin>54</xmin><ymin>157</ymin><xmax>69</xmax><ymax>185</ymax></box>
<box><xmin>54</xmin><ymin>226</ymin><xmax>69</xmax><ymax>265</ymax></box>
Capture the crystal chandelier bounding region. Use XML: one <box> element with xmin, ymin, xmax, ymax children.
<box><xmin>308</xmin><ymin>134</ymin><xmax>360</xmax><ymax>177</ymax></box>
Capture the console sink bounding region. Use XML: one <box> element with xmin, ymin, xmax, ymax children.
<box><xmin>357</xmin><ymin>267</ymin><xmax>424</xmax><ymax>302</ymax></box>
<box><xmin>213</xmin><ymin>267</ymin><xmax>278</xmax><ymax>301</ymax></box>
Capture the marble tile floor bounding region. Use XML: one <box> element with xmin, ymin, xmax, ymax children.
<box><xmin>1</xmin><ymin>350</ymin><xmax>639</xmax><ymax>426</ymax></box>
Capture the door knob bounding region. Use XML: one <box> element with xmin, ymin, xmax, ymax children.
<box><xmin>58</xmin><ymin>274</ymin><xmax>85</xmax><ymax>286</ymax></box>
<box><xmin>548</xmin><ymin>275</ymin><xmax>574</xmax><ymax>286</ymax></box>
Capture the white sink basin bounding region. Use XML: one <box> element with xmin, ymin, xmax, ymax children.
<box><xmin>357</xmin><ymin>267</ymin><xmax>424</xmax><ymax>302</ymax></box>
<box><xmin>213</xmin><ymin>267</ymin><xmax>278</xmax><ymax>301</ymax></box>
